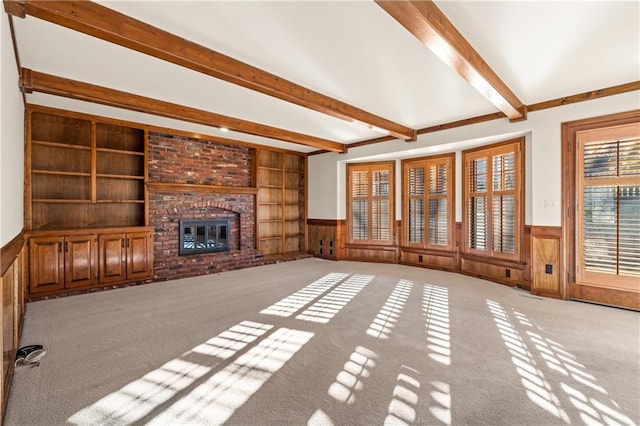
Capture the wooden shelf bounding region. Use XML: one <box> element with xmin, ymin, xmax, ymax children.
<box><xmin>96</xmin><ymin>147</ymin><xmax>145</xmax><ymax>156</ymax></box>
<box><xmin>32</xmin><ymin>199</ymin><xmax>90</xmax><ymax>204</ymax></box>
<box><xmin>256</xmin><ymin>149</ymin><xmax>306</xmax><ymax>256</ymax></box>
<box><xmin>32</xmin><ymin>170</ymin><xmax>91</xmax><ymax>177</ymax></box>
<box><xmin>97</xmin><ymin>174</ymin><xmax>145</xmax><ymax>180</ymax></box>
<box><xmin>146</xmin><ymin>182</ymin><xmax>258</xmax><ymax>194</ymax></box>
<box><xmin>97</xmin><ymin>200</ymin><xmax>145</xmax><ymax>204</ymax></box>
<box><xmin>32</xmin><ymin>140</ymin><xmax>91</xmax><ymax>150</ymax></box>
<box><xmin>28</xmin><ymin>109</ymin><xmax>147</xmax><ymax>230</ymax></box>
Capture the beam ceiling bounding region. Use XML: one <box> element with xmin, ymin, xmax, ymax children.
<box><xmin>19</xmin><ymin>68</ymin><xmax>347</xmax><ymax>153</ymax></box>
<box><xmin>376</xmin><ymin>0</ymin><xmax>526</xmax><ymax>121</ymax></box>
<box><xmin>4</xmin><ymin>0</ymin><xmax>417</xmax><ymax>142</ymax></box>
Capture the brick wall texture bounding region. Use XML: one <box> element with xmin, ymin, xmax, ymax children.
<box><xmin>148</xmin><ymin>132</ymin><xmax>266</xmax><ymax>281</ymax></box>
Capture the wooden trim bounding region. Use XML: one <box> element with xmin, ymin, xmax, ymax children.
<box><xmin>146</xmin><ymin>182</ymin><xmax>258</xmax><ymax>195</ymax></box>
<box><xmin>20</xmin><ymin>69</ymin><xmax>346</xmax><ymax>153</ymax></box>
<box><xmin>529</xmin><ymin>81</ymin><xmax>640</xmax><ymax>112</ymax></box>
<box><xmin>530</xmin><ymin>225</ymin><xmax>562</xmax><ymax>298</ymax></box>
<box><xmin>27</xmin><ymin>104</ymin><xmax>308</xmax><ymax>157</ymax></box>
<box><xmin>562</xmin><ymin>110</ymin><xmax>640</xmax><ymax>308</ymax></box>
<box><xmin>307</xmin><ymin>219</ymin><xmax>340</xmax><ymax>227</ymax></box>
<box><xmin>375</xmin><ymin>1</ymin><xmax>524</xmax><ymax>120</ymax></box>
<box><xmin>460</xmin><ymin>252</ymin><xmax>527</xmax><ymax>269</ymax></box>
<box><xmin>6</xmin><ymin>0</ymin><xmax>414</xmax><ymax>141</ymax></box>
<box><xmin>462</xmin><ymin>137</ymin><xmax>525</xmax><ymax>262</ymax></box>
<box><xmin>400</xmin><ymin>152</ymin><xmax>456</xmax><ymax>252</ymax></box>
<box><xmin>569</xmin><ymin>284</ymin><xmax>639</xmax><ymax>311</ymax></box>
<box><xmin>6</xmin><ymin>15</ymin><xmax>26</xmax><ymax>106</ymax></box>
<box><xmin>346</xmin><ymin>161</ymin><xmax>396</xmax><ymax>246</ymax></box>
<box><xmin>0</xmin><ymin>230</ymin><xmax>25</xmax><ymax>277</ymax></box>
<box><xmin>313</xmin><ymin>83</ymin><xmax>640</xmax><ymax>156</ymax></box>
<box><xmin>27</xmin><ymin>226</ymin><xmax>153</xmax><ymax>238</ymax></box>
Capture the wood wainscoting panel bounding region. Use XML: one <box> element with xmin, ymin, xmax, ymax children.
<box><xmin>460</xmin><ymin>254</ymin><xmax>525</xmax><ymax>287</ymax></box>
<box><xmin>307</xmin><ymin>219</ymin><xmax>339</xmax><ymax>260</ymax></box>
<box><xmin>0</xmin><ymin>239</ymin><xmax>27</xmax><ymax>422</ymax></box>
<box><xmin>343</xmin><ymin>245</ymin><xmax>398</xmax><ymax>263</ymax></box>
<box><xmin>569</xmin><ymin>285</ymin><xmax>639</xmax><ymax>311</ymax></box>
<box><xmin>531</xmin><ymin>226</ymin><xmax>562</xmax><ymax>299</ymax></box>
<box><xmin>400</xmin><ymin>248</ymin><xmax>456</xmax><ymax>271</ymax></box>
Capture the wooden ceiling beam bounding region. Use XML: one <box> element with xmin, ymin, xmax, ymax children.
<box><xmin>4</xmin><ymin>0</ymin><xmax>416</xmax><ymax>141</ymax></box>
<box><xmin>376</xmin><ymin>0</ymin><xmax>526</xmax><ymax>121</ymax></box>
<box><xmin>19</xmin><ymin>68</ymin><xmax>346</xmax><ymax>153</ymax></box>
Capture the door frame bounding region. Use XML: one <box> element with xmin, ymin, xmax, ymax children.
<box><xmin>561</xmin><ymin>109</ymin><xmax>640</xmax><ymax>308</ymax></box>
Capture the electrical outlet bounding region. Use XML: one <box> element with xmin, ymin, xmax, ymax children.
<box><xmin>545</xmin><ymin>264</ymin><xmax>553</xmax><ymax>274</ymax></box>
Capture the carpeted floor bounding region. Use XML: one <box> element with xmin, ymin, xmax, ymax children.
<box><xmin>5</xmin><ymin>258</ymin><xmax>639</xmax><ymax>426</ymax></box>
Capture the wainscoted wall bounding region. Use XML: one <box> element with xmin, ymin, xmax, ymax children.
<box><xmin>530</xmin><ymin>226</ymin><xmax>563</xmax><ymax>298</ymax></box>
<box><xmin>0</xmin><ymin>231</ymin><xmax>27</xmax><ymax>418</ymax></box>
<box><xmin>147</xmin><ymin>132</ymin><xmax>265</xmax><ymax>281</ymax></box>
<box><xmin>307</xmin><ymin>219</ymin><xmax>562</xmax><ymax>296</ymax></box>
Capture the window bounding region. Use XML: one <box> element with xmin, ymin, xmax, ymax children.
<box><xmin>402</xmin><ymin>153</ymin><xmax>455</xmax><ymax>250</ymax></box>
<box><xmin>576</xmin><ymin>123</ymin><xmax>640</xmax><ymax>291</ymax></box>
<box><xmin>463</xmin><ymin>138</ymin><xmax>524</xmax><ymax>260</ymax></box>
<box><xmin>347</xmin><ymin>162</ymin><xmax>395</xmax><ymax>245</ymax></box>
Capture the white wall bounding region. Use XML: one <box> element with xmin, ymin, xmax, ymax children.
<box><xmin>308</xmin><ymin>91</ymin><xmax>639</xmax><ymax>227</ymax></box>
<box><xmin>1</xmin><ymin>15</ymin><xmax>25</xmax><ymax>245</ymax></box>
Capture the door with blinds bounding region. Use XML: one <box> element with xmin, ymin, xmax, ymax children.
<box><xmin>576</xmin><ymin>122</ymin><xmax>640</xmax><ymax>293</ymax></box>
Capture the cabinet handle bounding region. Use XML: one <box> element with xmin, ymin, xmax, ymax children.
<box><xmin>59</xmin><ymin>243</ymin><xmax>62</xmax><ymax>253</ymax></box>
<box><xmin>121</xmin><ymin>239</ymin><xmax>125</xmax><ymax>248</ymax></box>
<box><xmin>126</xmin><ymin>238</ymin><xmax>130</xmax><ymax>248</ymax></box>
<box><xmin>65</xmin><ymin>242</ymin><xmax>68</xmax><ymax>253</ymax></box>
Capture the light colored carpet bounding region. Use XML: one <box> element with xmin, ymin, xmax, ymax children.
<box><xmin>5</xmin><ymin>258</ymin><xmax>639</xmax><ymax>426</ymax></box>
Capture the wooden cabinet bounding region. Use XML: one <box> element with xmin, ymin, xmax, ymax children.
<box><xmin>25</xmin><ymin>107</ymin><xmax>153</xmax><ymax>298</ymax></box>
<box><xmin>29</xmin><ymin>234</ymin><xmax>97</xmax><ymax>294</ymax></box>
<box><xmin>27</xmin><ymin>107</ymin><xmax>147</xmax><ymax>230</ymax></box>
<box><xmin>99</xmin><ymin>231</ymin><xmax>153</xmax><ymax>284</ymax></box>
<box><xmin>256</xmin><ymin>150</ymin><xmax>306</xmax><ymax>255</ymax></box>
<box><xmin>28</xmin><ymin>228</ymin><xmax>153</xmax><ymax>297</ymax></box>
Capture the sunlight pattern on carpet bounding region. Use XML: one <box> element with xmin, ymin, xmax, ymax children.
<box><xmin>260</xmin><ymin>273</ymin><xmax>349</xmax><ymax>317</ymax></box>
<box><xmin>367</xmin><ymin>280</ymin><xmax>413</xmax><ymax>339</ymax></box>
<box><xmin>423</xmin><ymin>284</ymin><xmax>451</xmax><ymax>365</ymax></box>
<box><xmin>68</xmin><ymin>320</ymin><xmax>273</xmax><ymax>425</ymax></box>
<box><xmin>147</xmin><ymin>327</ymin><xmax>314</xmax><ymax>425</ymax></box>
<box><xmin>296</xmin><ymin>274</ymin><xmax>374</xmax><ymax>323</ymax></box>
<box><xmin>384</xmin><ymin>367</ymin><xmax>422</xmax><ymax>425</ymax></box>
<box><xmin>487</xmin><ymin>300</ymin><xmax>570</xmax><ymax>423</ymax></box>
<box><xmin>513</xmin><ymin>310</ymin><xmax>636</xmax><ymax>426</ymax></box>
<box><xmin>328</xmin><ymin>345</ymin><xmax>378</xmax><ymax>404</ymax></box>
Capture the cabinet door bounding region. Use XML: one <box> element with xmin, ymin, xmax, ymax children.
<box><xmin>65</xmin><ymin>235</ymin><xmax>97</xmax><ymax>289</ymax></box>
<box><xmin>98</xmin><ymin>233</ymin><xmax>127</xmax><ymax>284</ymax></box>
<box><xmin>127</xmin><ymin>232</ymin><xmax>153</xmax><ymax>280</ymax></box>
<box><xmin>29</xmin><ymin>237</ymin><xmax>64</xmax><ymax>294</ymax></box>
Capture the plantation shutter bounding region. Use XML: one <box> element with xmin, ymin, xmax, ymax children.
<box><xmin>351</xmin><ymin>169</ymin><xmax>369</xmax><ymax>241</ymax></box>
<box><xmin>428</xmin><ymin>163</ymin><xmax>449</xmax><ymax>246</ymax></box>
<box><xmin>577</xmin><ymin>124</ymin><xmax>640</xmax><ymax>291</ymax></box>
<box><xmin>408</xmin><ymin>166</ymin><xmax>425</xmax><ymax>243</ymax></box>
<box><xmin>469</xmin><ymin>157</ymin><xmax>487</xmax><ymax>250</ymax></box>
<box><xmin>347</xmin><ymin>162</ymin><xmax>394</xmax><ymax>245</ymax></box>
<box><xmin>464</xmin><ymin>139</ymin><xmax>522</xmax><ymax>260</ymax></box>
<box><xmin>402</xmin><ymin>154</ymin><xmax>454</xmax><ymax>250</ymax></box>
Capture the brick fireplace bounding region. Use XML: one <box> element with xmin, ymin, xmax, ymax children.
<box><xmin>148</xmin><ymin>132</ymin><xmax>265</xmax><ymax>281</ymax></box>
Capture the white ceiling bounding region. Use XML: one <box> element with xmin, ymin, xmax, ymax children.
<box><xmin>8</xmin><ymin>0</ymin><xmax>640</xmax><ymax>153</ymax></box>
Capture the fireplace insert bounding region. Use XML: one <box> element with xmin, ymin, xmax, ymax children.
<box><xmin>179</xmin><ymin>219</ymin><xmax>230</xmax><ymax>256</ymax></box>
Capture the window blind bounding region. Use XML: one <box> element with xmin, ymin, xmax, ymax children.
<box><xmin>464</xmin><ymin>139</ymin><xmax>522</xmax><ymax>259</ymax></box>
<box><xmin>581</xmin><ymin>137</ymin><xmax>640</xmax><ymax>278</ymax></box>
<box><xmin>402</xmin><ymin>155</ymin><xmax>453</xmax><ymax>250</ymax></box>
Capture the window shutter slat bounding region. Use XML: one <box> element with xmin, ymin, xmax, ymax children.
<box><xmin>409</xmin><ymin>199</ymin><xmax>425</xmax><ymax>243</ymax></box>
<box><xmin>470</xmin><ymin>196</ymin><xmax>486</xmax><ymax>250</ymax></box>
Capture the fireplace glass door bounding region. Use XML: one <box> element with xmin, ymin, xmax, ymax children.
<box><xmin>180</xmin><ymin>220</ymin><xmax>230</xmax><ymax>255</ymax></box>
